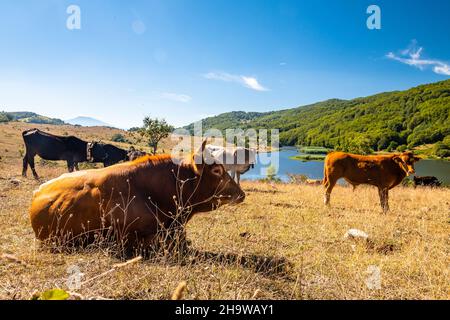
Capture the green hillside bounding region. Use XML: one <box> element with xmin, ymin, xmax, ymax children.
<box><xmin>183</xmin><ymin>80</ymin><xmax>450</xmax><ymax>157</ymax></box>
<box><xmin>183</xmin><ymin>111</ymin><xmax>268</xmax><ymax>132</ymax></box>
<box><xmin>0</xmin><ymin>111</ymin><xmax>65</xmax><ymax>125</ymax></box>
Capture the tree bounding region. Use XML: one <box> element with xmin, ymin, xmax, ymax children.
<box><xmin>0</xmin><ymin>112</ymin><xmax>12</xmax><ymax>123</ymax></box>
<box><xmin>139</xmin><ymin>117</ymin><xmax>174</xmax><ymax>154</ymax></box>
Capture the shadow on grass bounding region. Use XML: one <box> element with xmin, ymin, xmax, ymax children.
<box><xmin>185</xmin><ymin>249</ymin><xmax>293</xmax><ymax>278</ymax></box>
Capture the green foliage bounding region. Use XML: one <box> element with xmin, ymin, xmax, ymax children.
<box><xmin>139</xmin><ymin>117</ymin><xmax>174</xmax><ymax>154</ymax></box>
<box><xmin>298</xmin><ymin>146</ymin><xmax>330</xmax><ymax>154</ymax></box>
<box><xmin>387</xmin><ymin>141</ymin><xmax>399</xmax><ymax>152</ymax></box>
<box><xmin>31</xmin><ymin>289</ymin><xmax>70</xmax><ymax>300</ymax></box>
<box><xmin>290</xmin><ymin>154</ymin><xmax>326</xmax><ymax>161</ymax></box>
<box><xmin>111</xmin><ymin>133</ymin><xmax>128</xmax><ymax>143</ymax></box>
<box><xmin>433</xmin><ymin>141</ymin><xmax>450</xmax><ymax>158</ymax></box>
<box><xmin>184</xmin><ymin>80</ymin><xmax>450</xmax><ymax>157</ymax></box>
<box><xmin>0</xmin><ymin>112</ymin><xmax>13</xmax><ymax>123</ymax></box>
<box><xmin>397</xmin><ymin>144</ymin><xmax>407</xmax><ymax>152</ymax></box>
<box><xmin>183</xmin><ymin>111</ymin><xmax>267</xmax><ymax>133</ymax></box>
<box><xmin>2</xmin><ymin>111</ymin><xmax>64</xmax><ymax>125</ymax></box>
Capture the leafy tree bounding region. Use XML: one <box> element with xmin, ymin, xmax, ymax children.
<box><xmin>433</xmin><ymin>142</ymin><xmax>450</xmax><ymax>158</ymax></box>
<box><xmin>397</xmin><ymin>145</ymin><xmax>407</xmax><ymax>152</ymax></box>
<box><xmin>386</xmin><ymin>141</ymin><xmax>398</xmax><ymax>152</ymax></box>
<box><xmin>0</xmin><ymin>112</ymin><xmax>12</xmax><ymax>123</ymax></box>
<box><xmin>139</xmin><ymin>117</ymin><xmax>174</xmax><ymax>154</ymax></box>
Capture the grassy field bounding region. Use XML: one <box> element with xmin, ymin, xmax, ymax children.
<box><xmin>0</xmin><ymin>123</ymin><xmax>449</xmax><ymax>300</ymax></box>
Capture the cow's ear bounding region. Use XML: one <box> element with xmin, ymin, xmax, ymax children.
<box><xmin>191</xmin><ymin>139</ymin><xmax>208</xmax><ymax>175</ymax></box>
<box><xmin>193</xmin><ymin>139</ymin><xmax>208</xmax><ymax>164</ymax></box>
<box><xmin>413</xmin><ymin>156</ymin><xmax>421</xmax><ymax>162</ymax></box>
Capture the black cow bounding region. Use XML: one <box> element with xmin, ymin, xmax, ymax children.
<box><xmin>22</xmin><ymin>129</ymin><xmax>127</xmax><ymax>179</ymax></box>
<box><xmin>127</xmin><ymin>146</ymin><xmax>148</xmax><ymax>161</ymax></box>
<box><xmin>100</xmin><ymin>143</ymin><xmax>129</xmax><ymax>167</ymax></box>
<box><xmin>413</xmin><ymin>175</ymin><xmax>441</xmax><ymax>187</ymax></box>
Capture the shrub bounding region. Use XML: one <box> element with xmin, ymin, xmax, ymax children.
<box><xmin>387</xmin><ymin>141</ymin><xmax>399</xmax><ymax>152</ymax></box>
<box><xmin>0</xmin><ymin>112</ymin><xmax>12</xmax><ymax>123</ymax></box>
<box><xmin>433</xmin><ymin>142</ymin><xmax>450</xmax><ymax>158</ymax></box>
<box><xmin>396</xmin><ymin>145</ymin><xmax>407</xmax><ymax>152</ymax></box>
<box><xmin>111</xmin><ymin>133</ymin><xmax>128</xmax><ymax>143</ymax></box>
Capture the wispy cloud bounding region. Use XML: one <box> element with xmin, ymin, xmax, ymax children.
<box><xmin>160</xmin><ymin>92</ymin><xmax>192</xmax><ymax>103</ymax></box>
<box><xmin>387</xmin><ymin>40</ymin><xmax>450</xmax><ymax>76</ymax></box>
<box><xmin>203</xmin><ymin>71</ymin><xmax>269</xmax><ymax>91</ymax></box>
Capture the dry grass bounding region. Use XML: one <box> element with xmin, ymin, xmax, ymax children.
<box><xmin>0</xmin><ymin>122</ymin><xmax>449</xmax><ymax>300</ymax></box>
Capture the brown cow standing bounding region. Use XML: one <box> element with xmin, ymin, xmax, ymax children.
<box><xmin>323</xmin><ymin>151</ymin><xmax>420</xmax><ymax>212</ymax></box>
<box><xmin>29</xmin><ymin>141</ymin><xmax>245</xmax><ymax>254</ymax></box>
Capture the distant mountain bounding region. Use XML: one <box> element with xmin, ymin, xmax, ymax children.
<box><xmin>0</xmin><ymin>111</ymin><xmax>65</xmax><ymax>125</ymax></box>
<box><xmin>184</xmin><ymin>79</ymin><xmax>450</xmax><ymax>155</ymax></box>
<box><xmin>66</xmin><ymin>116</ymin><xmax>111</xmax><ymax>127</ymax></box>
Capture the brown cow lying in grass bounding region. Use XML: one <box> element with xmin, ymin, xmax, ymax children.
<box><xmin>323</xmin><ymin>151</ymin><xmax>420</xmax><ymax>212</ymax></box>
<box><xmin>29</xmin><ymin>141</ymin><xmax>245</xmax><ymax>256</ymax></box>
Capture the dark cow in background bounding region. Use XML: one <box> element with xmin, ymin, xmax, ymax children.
<box><xmin>22</xmin><ymin>129</ymin><xmax>128</xmax><ymax>179</ymax></box>
<box><xmin>413</xmin><ymin>175</ymin><xmax>441</xmax><ymax>187</ymax></box>
<box><xmin>323</xmin><ymin>151</ymin><xmax>420</xmax><ymax>212</ymax></box>
<box><xmin>127</xmin><ymin>146</ymin><xmax>148</xmax><ymax>161</ymax></box>
<box><xmin>98</xmin><ymin>143</ymin><xmax>129</xmax><ymax>167</ymax></box>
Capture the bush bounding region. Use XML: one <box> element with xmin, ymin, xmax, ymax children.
<box><xmin>396</xmin><ymin>145</ymin><xmax>407</xmax><ymax>152</ymax></box>
<box><xmin>433</xmin><ymin>142</ymin><xmax>450</xmax><ymax>158</ymax></box>
<box><xmin>387</xmin><ymin>141</ymin><xmax>399</xmax><ymax>152</ymax></box>
<box><xmin>0</xmin><ymin>112</ymin><xmax>12</xmax><ymax>123</ymax></box>
<box><xmin>111</xmin><ymin>133</ymin><xmax>128</xmax><ymax>143</ymax></box>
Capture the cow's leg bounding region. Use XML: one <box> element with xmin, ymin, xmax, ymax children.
<box><xmin>378</xmin><ymin>188</ymin><xmax>389</xmax><ymax>213</ymax></box>
<box><xmin>383</xmin><ymin>189</ymin><xmax>389</xmax><ymax>212</ymax></box>
<box><xmin>27</xmin><ymin>154</ymin><xmax>39</xmax><ymax>179</ymax></box>
<box><xmin>324</xmin><ymin>177</ymin><xmax>337</xmax><ymax>206</ymax></box>
<box><xmin>22</xmin><ymin>154</ymin><xmax>29</xmax><ymax>177</ymax></box>
<box><xmin>67</xmin><ymin>160</ymin><xmax>75</xmax><ymax>172</ymax></box>
<box><xmin>74</xmin><ymin>162</ymin><xmax>79</xmax><ymax>171</ymax></box>
<box><xmin>236</xmin><ymin>172</ymin><xmax>241</xmax><ymax>185</ymax></box>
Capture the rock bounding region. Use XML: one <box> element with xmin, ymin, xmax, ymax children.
<box><xmin>344</xmin><ymin>228</ymin><xmax>369</xmax><ymax>241</ymax></box>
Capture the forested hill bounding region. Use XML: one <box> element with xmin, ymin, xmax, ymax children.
<box><xmin>183</xmin><ymin>79</ymin><xmax>450</xmax><ymax>155</ymax></box>
<box><xmin>0</xmin><ymin>111</ymin><xmax>65</xmax><ymax>125</ymax></box>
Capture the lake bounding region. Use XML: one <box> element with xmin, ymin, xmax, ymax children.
<box><xmin>242</xmin><ymin>147</ymin><xmax>450</xmax><ymax>186</ymax></box>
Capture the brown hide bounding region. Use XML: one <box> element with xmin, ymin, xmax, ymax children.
<box><xmin>323</xmin><ymin>151</ymin><xmax>420</xmax><ymax>212</ymax></box>
<box><xmin>29</xmin><ymin>144</ymin><xmax>245</xmax><ymax>250</ymax></box>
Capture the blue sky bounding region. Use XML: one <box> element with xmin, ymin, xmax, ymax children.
<box><xmin>0</xmin><ymin>0</ymin><xmax>449</xmax><ymax>128</ymax></box>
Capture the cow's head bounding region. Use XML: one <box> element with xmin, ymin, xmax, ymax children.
<box><xmin>190</xmin><ymin>140</ymin><xmax>245</xmax><ymax>208</ymax></box>
<box><xmin>393</xmin><ymin>152</ymin><xmax>421</xmax><ymax>176</ymax></box>
<box><xmin>87</xmin><ymin>142</ymin><xmax>109</xmax><ymax>163</ymax></box>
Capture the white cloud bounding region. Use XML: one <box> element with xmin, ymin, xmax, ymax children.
<box><xmin>160</xmin><ymin>92</ymin><xmax>192</xmax><ymax>103</ymax></box>
<box><xmin>203</xmin><ymin>71</ymin><xmax>269</xmax><ymax>91</ymax></box>
<box><xmin>387</xmin><ymin>40</ymin><xmax>450</xmax><ymax>76</ymax></box>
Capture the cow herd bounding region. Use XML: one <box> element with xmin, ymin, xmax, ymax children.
<box><xmin>22</xmin><ymin>128</ymin><xmax>443</xmax><ymax>255</ymax></box>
